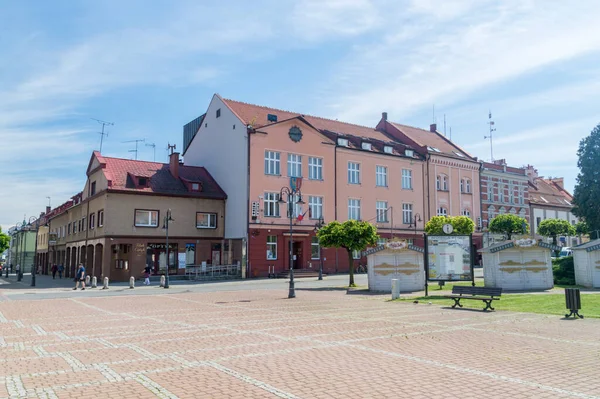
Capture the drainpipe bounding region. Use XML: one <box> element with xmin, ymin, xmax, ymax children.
<box><xmin>245</xmin><ymin>127</ymin><xmax>252</xmax><ymax>278</ymax></box>
<box><xmin>334</xmin><ymin>139</ymin><xmax>339</xmax><ymax>273</ymax></box>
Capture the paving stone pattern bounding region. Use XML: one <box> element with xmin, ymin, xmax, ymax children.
<box><xmin>0</xmin><ymin>289</ymin><xmax>599</xmax><ymax>398</ymax></box>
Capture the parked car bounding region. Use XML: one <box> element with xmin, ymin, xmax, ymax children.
<box><xmin>558</xmin><ymin>247</ymin><xmax>573</xmax><ymax>258</ymax></box>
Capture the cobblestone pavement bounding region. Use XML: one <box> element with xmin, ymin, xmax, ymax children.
<box><xmin>0</xmin><ymin>288</ymin><xmax>599</xmax><ymax>399</ymax></box>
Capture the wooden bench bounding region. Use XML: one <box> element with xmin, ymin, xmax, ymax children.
<box><xmin>446</xmin><ymin>286</ymin><xmax>502</xmax><ymax>311</ymax></box>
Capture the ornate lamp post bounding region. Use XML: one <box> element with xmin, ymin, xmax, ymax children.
<box><xmin>28</xmin><ymin>216</ymin><xmax>38</xmax><ymax>287</ymax></box>
<box><xmin>313</xmin><ymin>216</ymin><xmax>325</xmax><ymax>281</ymax></box>
<box><xmin>278</xmin><ymin>186</ymin><xmax>304</xmax><ymax>299</ymax></box>
<box><xmin>162</xmin><ymin>209</ymin><xmax>174</xmax><ymax>289</ymax></box>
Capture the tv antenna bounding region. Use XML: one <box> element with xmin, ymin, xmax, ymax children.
<box><xmin>484</xmin><ymin>111</ymin><xmax>496</xmax><ymax>161</ymax></box>
<box><xmin>145</xmin><ymin>142</ymin><xmax>156</xmax><ymax>161</ymax></box>
<box><xmin>167</xmin><ymin>143</ymin><xmax>176</xmax><ymax>155</ymax></box>
<box><xmin>91</xmin><ymin>118</ymin><xmax>114</xmax><ymax>153</ymax></box>
<box><xmin>122</xmin><ymin>139</ymin><xmax>145</xmax><ymax>160</ymax></box>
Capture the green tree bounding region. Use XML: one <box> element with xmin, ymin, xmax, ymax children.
<box><xmin>424</xmin><ymin>216</ymin><xmax>475</xmax><ymax>235</ymax></box>
<box><xmin>317</xmin><ymin>219</ymin><xmax>378</xmax><ymax>287</ymax></box>
<box><xmin>0</xmin><ymin>227</ymin><xmax>9</xmax><ymax>255</ymax></box>
<box><xmin>573</xmin><ymin>123</ymin><xmax>600</xmax><ymax>237</ymax></box>
<box><xmin>575</xmin><ymin>220</ymin><xmax>589</xmax><ymax>237</ymax></box>
<box><xmin>488</xmin><ymin>214</ymin><xmax>529</xmax><ymax>240</ymax></box>
<box><xmin>537</xmin><ymin>219</ymin><xmax>576</xmax><ymax>248</ymax></box>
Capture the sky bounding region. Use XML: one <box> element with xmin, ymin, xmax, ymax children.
<box><xmin>2</xmin><ymin>0</ymin><xmax>600</xmax><ymax>231</ymax></box>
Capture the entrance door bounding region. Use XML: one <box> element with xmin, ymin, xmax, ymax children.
<box><xmin>287</xmin><ymin>241</ymin><xmax>303</xmax><ymax>270</ymax></box>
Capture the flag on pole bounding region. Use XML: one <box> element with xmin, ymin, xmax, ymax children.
<box><xmin>297</xmin><ymin>209</ymin><xmax>309</xmax><ymax>222</ymax></box>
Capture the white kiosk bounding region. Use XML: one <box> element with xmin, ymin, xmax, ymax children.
<box><xmin>364</xmin><ymin>240</ymin><xmax>425</xmax><ymax>292</ymax></box>
<box><xmin>572</xmin><ymin>239</ymin><xmax>600</xmax><ymax>288</ymax></box>
<box><xmin>480</xmin><ymin>238</ymin><xmax>558</xmax><ymax>291</ymax></box>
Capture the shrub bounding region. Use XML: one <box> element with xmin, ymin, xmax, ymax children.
<box><xmin>552</xmin><ymin>256</ymin><xmax>575</xmax><ymax>285</ymax></box>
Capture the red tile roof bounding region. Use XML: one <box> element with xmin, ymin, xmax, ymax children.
<box><xmin>95</xmin><ymin>152</ymin><xmax>226</xmax><ymax>199</ymax></box>
<box><xmin>529</xmin><ymin>178</ymin><xmax>572</xmax><ymax>208</ymax></box>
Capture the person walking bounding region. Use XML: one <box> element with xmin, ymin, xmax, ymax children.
<box><xmin>58</xmin><ymin>264</ymin><xmax>64</xmax><ymax>279</ymax></box>
<box><xmin>73</xmin><ymin>264</ymin><xmax>86</xmax><ymax>290</ymax></box>
<box><xmin>15</xmin><ymin>264</ymin><xmax>20</xmax><ymax>277</ymax></box>
<box><xmin>51</xmin><ymin>264</ymin><xmax>58</xmax><ymax>279</ymax></box>
<box><xmin>143</xmin><ymin>265</ymin><xmax>151</xmax><ymax>286</ymax></box>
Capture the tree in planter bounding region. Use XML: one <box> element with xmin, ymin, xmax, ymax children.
<box><xmin>488</xmin><ymin>214</ymin><xmax>529</xmax><ymax>240</ymax></box>
<box><xmin>537</xmin><ymin>219</ymin><xmax>576</xmax><ymax>250</ymax></box>
<box><xmin>424</xmin><ymin>216</ymin><xmax>475</xmax><ymax>235</ymax></box>
<box><xmin>573</xmin><ymin>123</ymin><xmax>600</xmax><ymax>238</ymax></box>
<box><xmin>317</xmin><ymin>219</ymin><xmax>378</xmax><ymax>287</ymax></box>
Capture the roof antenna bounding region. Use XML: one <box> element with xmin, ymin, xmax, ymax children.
<box><xmin>484</xmin><ymin>110</ymin><xmax>496</xmax><ymax>161</ymax></box>
<box><xmin>122</xmin><ymin>138</ymin><xmax>145</xmax><ymax>160</ymax></box>
<box><xmin>167</xmin><ymin>143</ymin><xmax>176</xmax><ymax>155</ymax></box>
<box><xmin>145</xmin><ymin>142</ymin><xmax>156</xmax><ymax>161</ymax></box>
<box><xmin>443</xmin><ymin>114</ymin><xmax>447</xmax><ymax>137</ymax></box>
<box><xmin>91</xmin><ymin>118</ymin><xmax>114</xmax><ymax>153</ymax></box>
<box><xmin>449</xmin><ymin>127</ymin><xmax>452</xmax><ymax>141</ymax></box>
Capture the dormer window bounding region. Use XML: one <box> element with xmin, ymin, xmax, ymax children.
<box><xmin>453</xmin><ymin>151</ymin><xmax>465</xmax><ymax>157</ymax></box>
<box><xmin>191</xmin><ymin>182</ymin><xmax>202</xmax><ymax>191</ymax></box>
<box><xmin>138</xmin><ymin>177</ymin><xmax>148</xmax><ymax>187</ymax></box>
<box><xmin>428</xmin><ymin>146</ymin><xmax>441</xmax><ymax>153</ymax></box>
<box><xmin>405</xmin><ymin>149</ymin><xmax>414</xmax><ymax>157</ymax></box>
<box><xmin>337</xmin><ymin>138</ymin><xmax>349</xmax><ymax>147</ymax></box>
<box><xmin>384</xmin><ymin>146</ymin><xmax>393</xmax><ymax>154</ymax></box>
<box><xmin>361</xmin><ymin>142</ymin><xmax>372</xmax><ymax>151</ymax></box>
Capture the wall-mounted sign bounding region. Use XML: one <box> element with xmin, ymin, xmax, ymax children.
<box><xmin>147</xmin><ymin>243</ymin><xmax>178</xmax><ymax>250</ymax></box>
<box><xmin>251</xmin><ymin>201</ymin><xmax>260</xmax><ymax>218</ymax></box>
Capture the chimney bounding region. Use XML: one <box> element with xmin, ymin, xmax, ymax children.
<box><xmin>493</xmin><ymin>159</ymin><xmax>506</xmax><ymax>166</ymax></box>
<box><xmin>169</xmin><ymin>152</ymin><xmax>180</xmax><ymax>179</ymax></box>
<box><xmin>430</xmin><ymin>123</ymin><xmax>437</xmax><ymax>132</ymax></box>
<box><xmin>46</xmin><ymin>206</ymin><xmax>51</xmax><ymax>215</ymax></box>
<box><xmin>525</xmin><ymin>164</ymin><xmax>538</xmax><ymax>182</ymax></box>
<box><xmin>551</xmin><ymin>177</ymin><xmax>564</xmax><ymax>188</ymax></box>
<box><xmin>382</xmin><ymin>112</ymin><xmax>388</xmax><ymax>121</ymax></box>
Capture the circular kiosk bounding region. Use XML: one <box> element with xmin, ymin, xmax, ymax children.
<box><xmin>480</xmin><ymin>238</ymin><xmax>559</xmax><ymax>291</ymax></box>
<box><xmin>365</xmin><ymin>239</ymin><xmax>425</xmax><ymax>292</ymax></box>
<box><xmin>572</xmin><ymin>239</ymin><xmax>600</xmax><ymax>288</ymax></box>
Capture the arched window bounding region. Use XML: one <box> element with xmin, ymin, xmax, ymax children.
<box><xmin>442</xmin><ymin>175</ymin><xmax>448</xmax><ymax>191</ymax></box>
<box><xmin>437</xmin><ymin>207</ymin><xmax>448</xmax><ymax>216</ymax></box>
<box><xmin>466</xmin><ymin>179</ymin><xmax>471</xmax><ymax>193</ymax></box>
<box><xmin>436</xmin><ymin>175</ymin><xmax>441</xmax><ymax>190</ymax></box>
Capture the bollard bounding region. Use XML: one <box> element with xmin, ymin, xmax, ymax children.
<box><xmin>129</xmin><ymin>277</ymin><xmax>135</xmax><ymax>289</ymax></box>
<box><xmin>391</xmin><ymin>279</ymin><xmax>400</xmax><ymax>300</ymax></box>
<box><xmin>102</xmin><ymin>277</ymin><xmax>109</xmax><ymax>289</ymax></box>
<box><xmin>85</xmin><ymin>275</ymin><xmax>90</xmax><ymax>286</ymax></box>
<box><xmin>160</xmin><ymin>275</ymin><xmax>165</xmax><ymax>288</ymax></box>
<box><xmin>91</xmin><ymin>276</ymin><xmax>97</xmax><ymax>288</ymax></box>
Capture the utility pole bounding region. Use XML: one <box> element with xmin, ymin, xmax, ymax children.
<box><xmin>122</xmin><ymin>139</ymin><xmax>145</xmax><ymax>160</ymax></box>
<box><xmin>91</xmin><ymin>118</ymin><xmax>114</xmax><ymax>153</ymax></box>
<box><xmin>145</xmin><ymin>142</ymin><xmax>156</xmax><ymax>161</ymax></box>
<box><xmin>484</xmin><ymin>111</ymin><xmax>496</xmax><ymax>161</ymax></box>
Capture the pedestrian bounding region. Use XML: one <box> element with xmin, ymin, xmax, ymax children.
<box><xmin>144</xmin><ymin>265</ymin><xmax>151</xmax><ymax>285</ymax></box>
<box><xmin>58</xmin><ymin>264</ymin><xmax>64</xmax><ymax>279</ymax></box>
<box><xmin>9</xmin><ymin>263</ymin><xmax>13</xmax><ymax>273</ymax></box>
<box><xmin>73</xmin><ymin>264</ymin><xmax>86</xmax><ymax>290</ymax></box>
<box><xmin>15</xmin><ymin>264</ymin><xmax>20</xmax><ymax>276</ymax></box>
<box><xmin>51</xmin><ymin>264</ymin><xmax>58</xmax><ymax>279</ymax></box>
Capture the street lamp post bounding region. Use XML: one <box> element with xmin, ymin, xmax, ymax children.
<box><xmin>314</xmin><ymin>216</ymin><xmax>325</xmax><ymax>281</ymax></box>
<box><xmin>408</xmin><ymin>213</ymin><xmax>423</xmax><ymax>238</ymax></box>
<box><xmin>162</xmin><ymin>209</ymin><xmax>174</xmax><ymax>289</ymax></box>
<box><xmin>29</xmin><ymin>216</ymin><xmax>38</xmax><ymax>287</ymax></box>
<box><xmin>278</xmin><ymin>186</ymin><xmax>304</xmax><ymax>299</ymax></box>
<box><xmin>18</xmin><ymin>219</ymin><xmax>26</xmax><ymax>282</ymax></box>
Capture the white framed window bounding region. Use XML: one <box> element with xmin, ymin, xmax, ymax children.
<box><xmin>311</xmin><ymin>236</ymin><xmax>320</xmax><ymax>260</ymax></box>
<box><xmin>460</xmin><ymin>179</ymin><xmax>464</xmax><ymax>193</ymax></box>
<box><xmin>337</xmin><ymin>138</ymin><xmax>349</xmax><ymax>147</ymax></box>
<box><xmin>402</xmin><ymin>169</ymin><xmax>412</xmax><ymax>189</ymax></box>
<box><xmin>384</xmin><ymin>146</ymin><xmax>393</xmax><ymax>154</ymax></box>
<box><xmin>348</xmin><ymin>199</ymin><xmax>361</xmax><ymax>220</ymax></box>
<box><xmin>352</xmin><ymin>249</ymin><xmax>361</xmax><ymax>259</ymax></box>
<box><xmin>405</xmin><ymin>149</ymin><xmax>414</xmax><ymax>157</ymax></box>
<box><xmin>89</xmin><ymin>213</ymin><xmax>95</xmax><ymax>230</ymax></box>
<box><xmin>308</xmin><ymin>157</ymin><xmax>323</xmax><ymax>180</ymax></box>
<box><xmin>437</xmin><ymin>207</ymin><xmax>448</xmax><ymax>216</ymax></box>
<box><xmin>518</xmin><ymin>186</ymin><xmax>524</xmax><ymax>204</ymax></box>
<box><xmin>362</xmin><ymin>142</ymin><xmax>372</xmax><ymax>150</ymax></box>
<box><xmin>376</xmin><ymin>166</ymin><xmax>387</xmax><ymax>187</ymax></box>
<box><xmin>287</xmin><ymin>153</ymin><xmax>302</xmax><ymax>177</ymax></box>
<box><xmin>81</xmin><ymin>217</ymin><xmax>86</xmax><ymax>231</ymax></box>
<box><xmin>264</xmin><ymin>192</ymin><xmax>280</xmax><ymax>217</ymax></box>
<box><xmin>499</xmin><ymin>185</ymin><xmax>505</xmax><ymax>203</ymax></box>
<box><xmin>348</xmin><ymin>162</ymin><xmax>360</xmax><ymax>184</ymax></box>
<box><xmin>509</xmin><ymin>185</ymin><xmax>515</xmax><ymax>204</ymax></box>
<box><xmin>462</xmin><ymin>209</ymin><xmax>471</xmax><ymax>217</ymax></box>
<box><xmin>264</xmin><ymin>151</ymin><xmax>280</xmax><ymax>175</ymax></box>
<box><xmin>466</xmin><ymin>179</ymin><xmax>471</xmax><ymax>193</ymax></box>
<box><xmin>376</xmin><ymin>201</ymin><xmax>388</xmax><ymax>222</ymax></box>
<box><xmin>196</xmin><ymin>212</ymin><xmax>217</xmax><ymax>229</ymax></box>
<box><xmin>487</xmin><ymin>183</ymin><xmax>494</xmax><ymax>201</ymax></box>
<box><xmin>402</xmin><ymin>203</ymin><xmax>413</xmax><ymax>224</ymax></box>
<box><xmin>98</xmin><ymin>210</ymin><xmax>104</xmax><ymax>227</ymax></box>
<box><xmin>135</xmin><ymin>210</ymin><xmax>159</xmax><ymax>227</ymax></box>
<box><xmin>309</xmin><ymin>196</ymin><xmax>323</xmax><ymax>219</ymax></box>
<box><xmin>442</xmin><ymin>175</ymin><xmax>448</xmax><ymax>191</ymax></box>
<box><xmin>267</xmin><ymin>236</ymin><xmax>277</xmax><ymax>260</ymax></box>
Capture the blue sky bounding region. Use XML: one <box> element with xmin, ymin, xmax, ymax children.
<box><xmin>2</xmin><ymin>0</ymin><xmax>600</xmax><ymax>230</ymax></box>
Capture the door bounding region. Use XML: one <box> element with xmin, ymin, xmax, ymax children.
<box><xmin>288</xmin><ymin>241</ymin><xmax>303</xmax><ymax>270</ymax></box>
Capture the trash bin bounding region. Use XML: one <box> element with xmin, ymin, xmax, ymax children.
<box><xmin>564</xmin><ymin>288</ymin><xmax>583</xmax><ymax>319</ymax></box>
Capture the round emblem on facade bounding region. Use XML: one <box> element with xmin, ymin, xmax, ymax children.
<box><xmin>442</xmin><ymin>223</ymin><xmax>454</xmax><ymax>235</ymax></box>
<box><xmin>288</xmin><ymin>126</ymin><xmax>303</xmax><ymax>142</ymax></box>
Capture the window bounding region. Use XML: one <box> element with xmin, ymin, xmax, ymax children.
<box><xmin>402</xmin><ymin>169</ymin><xmax>412</xmax><ymax>189</ymax></box>
<box><xmin>196</xmin><ymin>213</ymin><xmax>217</xmax><ymax>229</ymax></box>
<box><xmin>89</xmin><ymin>213</ymin><xmax>95</xmax><ymax>230</ymax></box>
<box><xmin>361</xmin><ymin>142</ymin><xmax>372</xmax><ymax>150</ymax></box>
<box><xmin>384</xmin><ymin>146</ymin><xmax>393</xmax><ymax>154</ymax></box>
<box><xmin>499</xmin><ymin>185</ymin><xmax>505</xmax><ymax>203</ymax></box>
<box><xmin>267</xmin><ymin>236</ymin><xmax>277</xmax><ymax>260</ymax></box>
<box><xmin>460</xmin><ymin>179</ymin><xmax>464</xmax><ymax>193</ymax></box>
<box><xmin>405</xmin><ymin>149</ymin><xmax>414</xmax><ymax>157</ymax></box>
<box><xmin>487</xmin><ymin>183</ymin><xmax>494</xmax><ymax>201</ymax></box>
<box><xmin>311</xmin><ymin>237</ymin><xmax>320</xmax><ymax>260</ymax></box>
<box><xmin>428</xmin><ymin>146</ymin><xmax>441</xmax><ymax>153</ymax></box>
<box><xmin>309</xmin><ymin>196</ymin><xmax>323</xmax><ymax>219</ymax></box>
<box><xmin>308</xmin><ymin>157</ymin><xmax>323</xmax><ymax>180</ymax></box>
<box><xmin>518</xmin><ymin>187</ymin><xmax>524</xmax><ymax>205</ymax></box>
<box><xmin>134</xmin><ymin>210</ymin><xmax>159</xmax><ymax>227</ymax></box>
<box><xmin>73</xmin><ymin>222</ymin><xmax>77</xmax><ymax>234</ymax></box>
<box><xmin>287</xmin><ymin>154</ymin><xmax>302</xmax><ymax>177</ymax></box>
<box><xmin>348</xmin><ymin>199</ymin><xmax>361</xmax><ymax>220</ymax></box>
<box><xmin>437</xmin><ymin>175</ymin><xmax>448</xmax><ymax>191</ymax></box>
<box><xmin>352</xmin><ymin>250</ymin><xmax>361</xmax><ymax>259</ymax></box>
<box><xmin>90</xmin><ymin>181</ymin><xmax>96</xmax><ymax>196</ymax></box>
<box><xmin>462</xmin><ymin>209</ymin><xmax>471</xmax><ymax>217</ymax></box>
<box><xmin>68</xmin><ymin>223</ymin><xmax>71</xmax><ymax>235</ymax></box>
<box><xmin>509</xmin><ymin>185</ymin><xmax>514</xmax><ymax>203</ymax></box>
<box><xmin>377</xmin><ymin>238</ymin><xmax>387</xmax><ymax>245</ymax></box>
<box><xmin>348</xmin><ymin>162</ymin><xmax>360</xmax><ymax>184</ymax></box>
<box><xmin>337</xmin><ymin>138</ymin><xmax>349</xmax><ymax>147</ymax></box>
<box><xmin>216</xmin><ymin>108</ymin><xmax>221</xmax><ymax>118</ymax></box>
<box><xmin>264</xmin><ymin>192</ymin><xmax>280</xmax><ymax>217</ymax></box>
<box><xmin>402</xmin><ymin>203</ymin><xmax>413</xmax><ymax>224</ymax></box>
<box><xmin>376</xmin><ymin>201</ymin><xmax>388</xmax><ymax>222</ymax></box>
<box><xmin>81</xmin><ymin>217</ymin><xmax>86</xmax><ymax>231</ymax></box>
<box><xmin>191</xmin><ymin>183</ymin><xmax>200</xmax><ymax>191</ymax></box>
<box><xmin>138</xmin><ymin>177</ymin><xmax>148</xmax><ymax>187</ymax></box>
<box><xmin>98</xmin><ymin>210</ymin><xmax>104</xmax><ymax>227</ymax></box>
<box><xmin>376</xmin><ymin>166</ymin><xmax>387</xmax><ymax>187</ymax></box>
<box><xmin>437</xmin><ymin>207</ymin><xmax>448</xmax><ymax>216</ymax></box>
<box><xmin>264</xmin><ymin>151</ymin><xmax>281</xmax><ymax>175</ymax></box>
<box><xmin>536</xmin><ymin>217</ymin><xmax>542</xmax><ymax>228</ymax></box>
<box><xmin>291</xmin><ymin>194</ymin><xmax>303</xmax><ymax>218</ymax></box>
<box><xmin>466</xmin><ymin>179</ymin><xmax>471</xmax><ymax>193</ymax></box>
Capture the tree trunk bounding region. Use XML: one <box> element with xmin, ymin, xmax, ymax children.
<box><xmin>347</xmin><ymin>249</ymin><xmax>355</xmax><ymax>287</ymax></box>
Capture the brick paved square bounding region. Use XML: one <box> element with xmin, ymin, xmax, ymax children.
<box><xmin>0</xmin><ymin>287</ymin><xmax>598</xmax><ymax>398</ymax></box>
